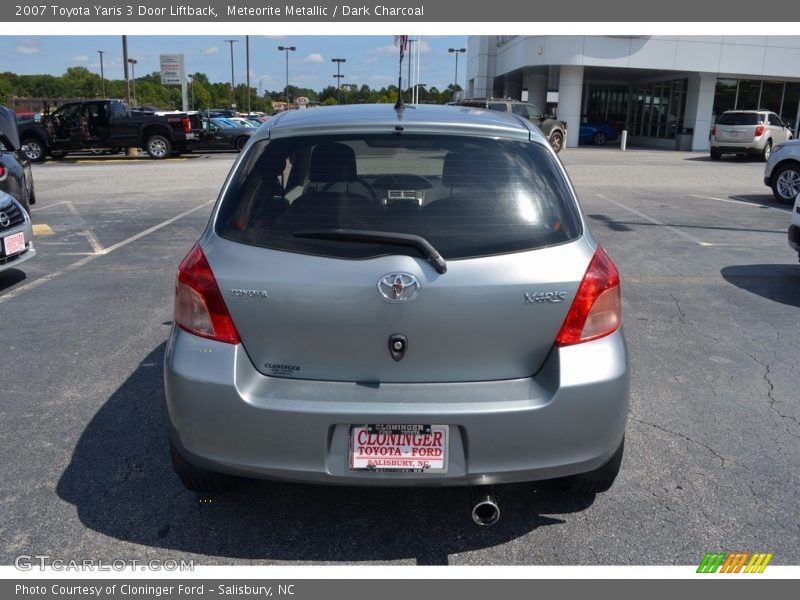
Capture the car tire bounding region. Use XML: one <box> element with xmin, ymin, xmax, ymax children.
<box><xmin>145</xmin><ymin>134</ymin><xmax>171</xmax><ymax>159</ymax></box>
<box><xmin>21</xmin><ymin>137</ymin><xmax>46</xmax><ymax>163</ymax></box>
<box><xmin>592</xmin><ymin>131</ymin><xmax>607</xmax><ymax>145</ymax></box>
<box><xmin>761</xmin><ymin>140</ymin><xmax>772</xmax><ymax>162</ymax></box>
<box><xmin>235</xmin><ymin>137</ymin><xmax>248</xmax><ymax>151</ymax></box>
<box><xmin>771</xmin><ymin>162</ymin><xmax>800</xmax><ymax>204</ymax></box>
<box><xmin>548</xmin><ymin>130</ymin><xmax>564</xmax><ymax>154</ymax></box>
<box><xmin>710</xmin><ymin>148</ymin><xmax>721</xmax><ymax>160</ymax></box>
<box><xmin>169</xmin><ymin>437</ymin><xmax>240</xmax><ymax>494</ymax></box>
<box><xmin>558</xmin><ymin>437</ymin><xmax>624</xmax><ymax>496</ymax></box>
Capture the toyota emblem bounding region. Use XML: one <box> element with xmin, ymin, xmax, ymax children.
<box><xmin>377</xmin><ymin>273</ymin><xmax>420</xmax><ymax>302</ymax></box>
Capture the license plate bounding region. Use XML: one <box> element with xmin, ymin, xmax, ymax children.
<box><xmin>350</xmin><ymin>424</ymin><xmax>448</xmax><ymax>473</ymax></box>
<box><xmin>2</xmin><ymin>231</ymin><xmax>25</xmax><ymax>256</ymax></box>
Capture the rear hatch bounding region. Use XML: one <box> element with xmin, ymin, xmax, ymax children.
<box><xmin>209</xmin><ymin>132</ymin><xmax>588</xmax><ymax>383</ymax></box>
<box><xmin>715</xmin><ymin>112</ymin><xmax>761</xmax><ymax>142</ymax></box>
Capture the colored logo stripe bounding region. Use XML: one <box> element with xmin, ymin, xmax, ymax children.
<box><xmin>745</xmin><ymin>553</ymin><xmax>773</xmax><ymax>573</ymax></box>
<box><xmin>697</xmin><ymin>553</ymin><xmax>726</xmax><ymax>573</ymax></box>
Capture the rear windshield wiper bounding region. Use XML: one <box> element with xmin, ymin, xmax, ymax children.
<box><xmin>293</xmin><ymin>228</ymin><xmax>447</xmax><ymax>274</ymax></box>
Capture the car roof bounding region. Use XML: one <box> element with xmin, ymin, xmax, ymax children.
<box><xmin>258</xmin><ymin>103</ymin><xmax>540</xmax><ymax>143</ymax></box>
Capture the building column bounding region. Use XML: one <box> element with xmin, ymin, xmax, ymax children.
<box><xmin>684</xmin><ymin>72</ymin><xmax>717</xmax><ymax>151</ymax></box>
<box><xmin>557</xmin><ymin>65</ymin><xmax>584</xmax><ymax>148</ymax></box>
<box><xmin>522</xmin><ymin>72</ymin><xmax>547</xmax><ymax>110</ymax></box>
<box><xmin>466</xmin><ymin>36</ymin><xmax>495</xmax><ymax>99</ymax></box>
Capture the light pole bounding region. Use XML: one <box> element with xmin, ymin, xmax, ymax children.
<box><xmin>97</xmin><ymin>50</ymin><xmax>106</xmax><ymax>97</ymax></box>
<box><xmin>407</xmin><ymin>38</ymin><xmax>417</xmax><ymax>99</ymax></box>
<box><xmin>448</xmin><ymin>48</ymin><xmax>466</xmax><ymax>98</ymax></box>
<box><xmin>277</xmin><ymin>45</ymin><xmax>296</xmax><ymax>108</ymax></box>
<box><xmin>127</xmin><ymin>58</ymin><xmax>138</xmax><ymax>107</ymax></box>
<box><xmin>331</xmin><ymin>57</ymin><xmax>346</xmax><ymax>104</ymax></box>
<box><xmin>224</xmin><ymin>39</ymin><xmax>238</xmax><ymax>110</ymax></box>
<box><xmin>188</xmin><ymin>74</ymin><xmax>194</xmax><ymax>111</ymax></box>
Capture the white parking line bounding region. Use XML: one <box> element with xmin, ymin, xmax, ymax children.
<box><xmin>690</xmin><ymin>194</ymin><xmax>785</xmax><ymax>211</ymax></box>
<box><xmin>30</xmin><ymin>200</ymin><xmax>71</xmax><ymax>212</ymax></box>
<box><xmin>596</xmin><ymin>193</ymin><xmax>708</xmax><ymax>246</ymax></box>
<box><xmin>0</xmin><ymin>200</ymin><xmax>214</xmax><ymax>304</ymax></box>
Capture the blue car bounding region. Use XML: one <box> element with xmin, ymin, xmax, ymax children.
<box><xmin>579</xmin><ymin>121</ymin><xmax>619</xmax><ymax>145</ymax></box>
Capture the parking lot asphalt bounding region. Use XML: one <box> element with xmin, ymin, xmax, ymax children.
<box><xmin>1</xmin><ymin>148</ymin><xmax>797</xmax><ymax>566</ymax></box>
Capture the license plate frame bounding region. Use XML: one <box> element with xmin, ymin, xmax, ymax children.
<box><xmin>2</xmin><ymin>231</ymin><xmax>25</xmax><ymax>256</ymax></box>
<box><xmin>349</xmin><ymin>424</ymin><xmax>449</xmax><ymax>473</ymax></box>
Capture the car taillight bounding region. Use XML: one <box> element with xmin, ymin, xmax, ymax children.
<box><xmin>755</xmin><ymin>125</ymin><xmax>765</xmax><ymax>137</ymax></box>
<box><xmin>0</xmin><ymin>164</ymin><xmax>6</xmax><ymax>180</ymax></box>
<box><xmin>555</xmin><ymin>246</ymin><xmax>621</xmax><ymax>346</ymax></box>
<box><xmin>174</xmin><ymin>244</ymin><xmax>240</xmax><ymax>344</ymax></box>
<box><xmin>710</xmin><ymin>126</ymin><xmax>716</xmax><ymax>137</ymax></box>
<box><xmin>181</xmin><ymin>117</ymin><xmax>192</xmax><ymax>133</ymax></box>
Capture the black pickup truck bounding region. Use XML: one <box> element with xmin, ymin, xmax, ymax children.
<box><xmin>18</xmin><ymin>99</ymin><xmax>198</xmax><ymax>161</ymax></box>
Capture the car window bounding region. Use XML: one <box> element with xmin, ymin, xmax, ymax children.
<box><xmin>717</xmin><ymin>113</ymin><xmax>760</xmax><ymax>126</ymax></box>
<box><xmin>488</xmin><ymin>103</ymin><xmax>508</xmax><ymax>112</ymax></box>
<box><xmin>216</xmin><ymin>135</ymin><xmax>582</xmax><ymax>261</ymax></box>
<box><xmin>511</xmin><ymin>104</ymin><xmax>528</xmax><ymax>117</ymax></box>
<box><xmin>768</xmin><ymin>113</ymin><xmax>783</xmax><ymax>126</ymax></box>
<box><xmin>525</xmin><ymin>104</ymin><xmax>543</xmax><ymax>120</ymax></box>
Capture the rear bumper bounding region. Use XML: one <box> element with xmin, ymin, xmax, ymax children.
<box><xmin>711</xmin><ymin>143</ymin><xmax>763</xmax><ymax>155</ymax></box>
<box><xmin>165</xmin><ymin>327</ymin><xmax>629</xmax><ymax>487</ymax></box>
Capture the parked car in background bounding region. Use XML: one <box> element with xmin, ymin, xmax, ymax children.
<box><xmin>764</xmin><ymin>138</ymin><xmax>800</xmax><ymax>204</ymax></box>
<box><xmin>0</xmin><ymin>105</ymin><xmax>36</xmax><ymax>215</ymax></box>
<box><xmin>165</xmin><ymin>104</ymin><xmax>629</xmax><ymax>523</ymax></box>
<box><xmin>579</xmin><ymin>121</ymin><xmax>619</xmax><ymax>146</ymax></box>
<box><xmin>710</xmin><ymin>109</ymin><xmax>793</xmax><ymax>161</ymax></box>
<box><xmin>452</xmin><ymin>98</ymin><xmax>567</xmax><ymax>153</ymax></box>
<box><xmin>189</xmin><ymin>117</ymin><xmax>255</xmax><ymax>152</ymax></box>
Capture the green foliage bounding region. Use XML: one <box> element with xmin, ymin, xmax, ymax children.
<box><xmin>1</xmin><ymin>68</ymin><xmax>455</xmax><ymax>112</ymax></box>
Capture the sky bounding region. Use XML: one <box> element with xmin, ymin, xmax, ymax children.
<box><xmin>1</xmin><ymin>35</ymin><xmax>470</xmax><ymax>93</ymax></box>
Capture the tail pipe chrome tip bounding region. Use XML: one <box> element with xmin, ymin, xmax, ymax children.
<box><xmin>470</xmin><ymin>485</ymin><xmax>500</xmax><ymax>526</ymax></box>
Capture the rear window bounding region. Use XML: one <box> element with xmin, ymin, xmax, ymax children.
<box><xmin>717</xmin><ymin>112</ymin><xmax>761</xmax><ymax>126</ymax></box>
<box><xmin>215</xmin><ymin>134</ymin><xmax>581</xmax><ymax>261</ymax></box>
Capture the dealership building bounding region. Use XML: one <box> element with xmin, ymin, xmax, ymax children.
<box><xmin>465</xmin><ymin>36</ymin><xmax>800</xmax><ymax>150</ymax></box>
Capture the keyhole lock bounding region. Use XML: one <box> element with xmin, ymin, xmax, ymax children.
<box><xmin>388</xmin><ymin>334</ymin><xmax>408</xmax><ymax>362</ymax></box>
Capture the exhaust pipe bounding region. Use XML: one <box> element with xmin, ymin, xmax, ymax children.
<box><xmin>470</xmin><ymin>485</ymin><xmax>500</xmax><ymax>526</ymax></box>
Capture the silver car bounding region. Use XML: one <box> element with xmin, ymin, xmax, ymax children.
<box><xmin>710</xmin><ymin>109</ymin><xmax>793</xmax><ymax>161</ymax></box>
<box><xmin>164</xmin><ymin>104</ymin><xmax>629</xmax><ymax>524</ymax></box>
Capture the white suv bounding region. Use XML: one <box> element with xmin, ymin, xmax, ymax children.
<box><xmin>711</xmin><ymin>110</ymin><xmax>793</xmax><ymax>161</ymax></box>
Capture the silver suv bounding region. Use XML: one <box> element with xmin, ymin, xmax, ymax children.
<box><xmin>164</xmin><ymin>104</ymin><xmax>629</xmax><ymax>524</ymax></box>
<box><xmin>711</xmin><ymin>109</ymin><xmax>793</xmax><ymax>161</ymax></box>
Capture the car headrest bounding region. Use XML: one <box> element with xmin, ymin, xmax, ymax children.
<box><xmin>442</xmin><ymin>151</ymin><xmax>509</xmax><ymax>188</ymax></box>
<box><xmin>309</xmin><ymin>142</ymin><xmax>358</xmax><ymax>183</ymax></box>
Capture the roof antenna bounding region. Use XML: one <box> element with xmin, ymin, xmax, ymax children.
<box><xmin>394</xmin><ymin>35</ymin><xmax>408</xmax><ymax>111</ymax></box>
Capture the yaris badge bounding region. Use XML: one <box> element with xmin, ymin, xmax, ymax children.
<box><xmin>378</xmin><ymin>273</ymin><xmax>420</xmax><ymax>302</ymax></box>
